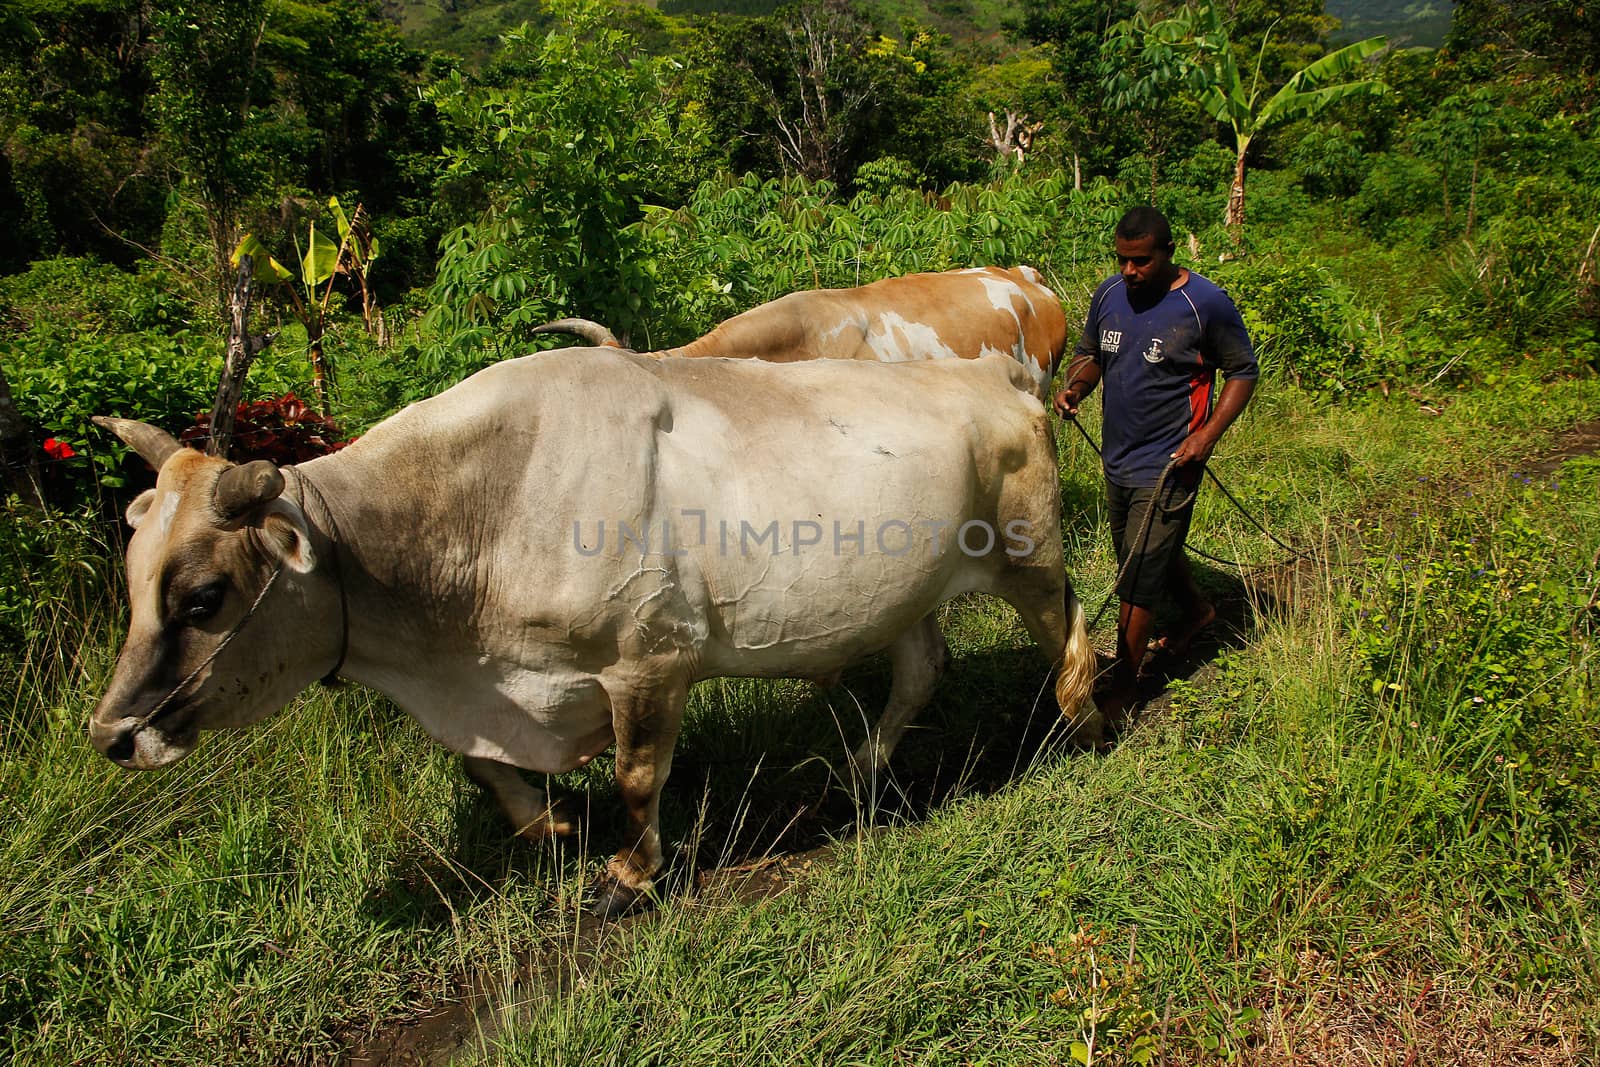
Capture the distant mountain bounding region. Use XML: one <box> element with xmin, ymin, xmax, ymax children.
<box><xmin>388</xmin><ymin>0</ymin><xmax>1012</xmax><ymax>63</ymax></box>
<box><xmin>1325</xmin><ymin>0</ymin><xmax>1450</xmax><ymax>47</ymax></box>
<box><xmin>388</xmin><ymin>0</ymin><xmax>1451</xmax><ymax>64</ymax></box>
<box><xmin>657</xmin><ymin>0</ymin><xmax>1013</xmax><ymax>38</ymax></box>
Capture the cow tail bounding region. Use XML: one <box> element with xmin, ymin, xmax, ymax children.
<box><xmin>1055</xmin><ymin>581</ymin><xmax>1097</xmax><ymax>720</ymax></box>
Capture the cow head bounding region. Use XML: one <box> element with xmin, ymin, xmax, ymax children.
<box><xmin>88</xmin><ymin>418</ymin><xmax>339</xmax><ymax>770</ymax></box>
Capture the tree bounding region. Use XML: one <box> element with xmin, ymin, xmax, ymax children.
<box><xmin>147</xmin><ymin>0</ymin><xmax>272</xmax><ymax>312</ymax></box>
<box><xmin>422</xmin><ymin>0</ymin><xmax>712</xmax><ymax>370</ymax></box>
<box><xmin>259</xmin><ymin>0</ymin><xmax>439</xmax><ymax>222</ymax></box>
<box><xmin>0</xmin><ymin>0</ymin><xmax>163</xmax><ymax>269</ymax></box>
<box><xmin>1185</xmin><ymin>0</ymin><xmax>1387</xmax><ymax>239</ymax></box>
<box><xmin>1016</xmin><ymin>0</ymin><xmax>1135</xmax><ymax>188</ymax></box>
<box><xmin>967</xmin><ymin>47</ymin><xmax>1056</xmax><ymax>177</ymax></box>
<box><xmin>1448</xmin><ymin>0</ymin><xmax>1600</xmax><ymax>81</ymax></box>
<box><xmin>706</xmin><ymin>0</ymin><xmax>881</xmax><ymax>185</ymax></box>
<box><xmin>1099</xmin><ymin>8</ymin><xmax>1201</xmax><ymax>204</ymax></box>
<box><xmin>234</xmin><ymin>196</ymin><xmax>381</xmax><ymax>411</ymax></box>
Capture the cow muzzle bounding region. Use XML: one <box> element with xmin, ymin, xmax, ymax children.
<box><xmin>88</xmin><ymin>706</ymin><xmax>197</xmax><ymax>770</ymax></box>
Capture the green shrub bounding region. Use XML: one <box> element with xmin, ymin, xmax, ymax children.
<box><xmin>1351</xmin><ymin>151</ymin><xmax>1441</xmax><ymax>240</ymax></box>
<box><xmin>631</xmin><ymin>169</ymin><xmax>1125</xmax><ymax>351</ymax></box>
<box><xmin>1289</xmin><ymin>123</ymin><xmax>1367</xmax><ymax>200</ymax></box>
<box><xmin>1438</xmin><ymin>198</ymin><xmax>1597</xmax><ymax>356</ymax></box>
<box><xmin>0</xmin><ymin>258</ymin><xmax>189</xmax><ymax>337</ymax></box>
<box><xmin>1347</xmin><ymin>469</ymin><xmax>1599</xmax><ymax>906</ymax></box>
<box><xmin>4</xmin><ymin>329</ymin><xmax>221</xmax><ymax>489</ymax></box>
<box><xmin>1156</xmin><ymin>140</ymin><xmax>1233</xmax><ymax>236</ymax></box>
<box><xmin>3</xmin><ymin>326</ymin><xmax>308</xmax><ymax>494</ymax></box>
<box><xmin>1213</xmin><ymin>256</ymin><xmax>1373</xmax><ymax>397</ymax></box>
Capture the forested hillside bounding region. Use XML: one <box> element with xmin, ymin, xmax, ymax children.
<box><xmin>391</xmin><ymin>0</ymin><xmax>1453</xmax><ymax>58</ymax></box>
<box><xmin>1324</xmin><ymin>0</ymin><xmax>1449</xmax><ymax>45</ymax></box>
<box><xmin>2</xmin><ymin>0</ymin><xmax>1598</xmax><ymax>1062</ymax></box>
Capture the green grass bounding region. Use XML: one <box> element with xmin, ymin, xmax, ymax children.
<box><xmin>2</xmin><ymin>371</ymin><xmax>1597</xmax><ymax>1063</ymax></box>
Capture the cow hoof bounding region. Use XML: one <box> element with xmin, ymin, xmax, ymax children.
<box><xmin>1064</xmin><ymin>708</ymin><xmax>1107</xmax><ymax>749</ymax></box>
<box><xmin>546</xmin><ymin>795</ymin><xmax>582</xmax><ymax>837</ymax></box>
<box><xmin>591</xmin><ymin>877</ymin><xmax>654</xmax><ymax>919</ymax></box>
<box><xmin>513</xmin><ymin>795</ymin><xmax>584</xmax><ymax>843</ymax></box>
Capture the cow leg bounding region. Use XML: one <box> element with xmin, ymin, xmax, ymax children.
<box><xmin>848</xmin><ymin>612</ymin><xmax>948</xmax><ymax>783</ymax></box>
<box><xmin>596</xmin><ymin>679</ymin><xmax>689</xmax><ymax>917</ymax></box>
<box><xmin>463</xmin><ymin>756</ymin><xmax>579</xmax><ymax>841</ymax></box>
<box><xmin>1002</xmin><ymin>573</ymin><xmax>1103</xmax><ymax>745</ymax></box>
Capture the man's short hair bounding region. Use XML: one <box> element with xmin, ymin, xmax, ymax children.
<box><xmin>1115</xmin><ymin>207</ymin><xmax>1174</xmax><ymax>249</ymax></box>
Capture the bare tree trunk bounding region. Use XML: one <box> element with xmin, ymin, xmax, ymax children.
<box><xmin>1073</xmin><ymin>151</ymin><xmax>1082</xmax><ymax>192</ymax></box>
<box><xmin>1441</xmin><ymin>145</ymin><xmax>1452</xmax><ymax>225</ymax></box>
<box><xmin>1466</xmin><ymin>153</ymin><xmax>1480</xmax><ymax>240</ymax></box>
<box><xmin>1143</xmin><ymin>115</ymin><xmax>1165</xmax><ymax>204</ymax></box>
<box><xmin>308</xmin><ymin>318</ymin><xmax>330</xmax><ymax>415</ymax></box>
<box><xmin>986</xmin><ymin>110</ymin><xmax>1043</xmax><ymax>167</ymax></box>
<box><xmin>207</xmin><ymin>256</ymin><xmax>270</xmax><ymax>458</ymax></box>
<box><xmin>0</xmin><ymin>364</ymin><xmax>42</xmax><ymax>507</ymax></box>
<box><xmin>1225</xmin><ymin>145</ymin><xmax>1248</xmax><ymax>242</ymax></box>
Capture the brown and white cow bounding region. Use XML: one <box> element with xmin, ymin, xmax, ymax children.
<box><xmin>89</xmin><ymin>348</ymin><xmax>1096</xmax><ymax>914</ymax></box>
<box><xmin>536</xmin><ymin>266</ymin><xmax>1069</xmax><ymax>401</ymax></box>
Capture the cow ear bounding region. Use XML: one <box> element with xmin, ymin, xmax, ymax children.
<box><xmin>125</xmin><ymin>489</ymin><xmax>157</xmax><ymax>530</ymax></box>
<box><xmin>213</xmin><ymin>460</ymin><xmax>285</xmax><ymax>526</ymax></box>
<box><xmin>257</xmin><ymin>501</ymin><xmax>317</xmax><ymax>574</ymax></box>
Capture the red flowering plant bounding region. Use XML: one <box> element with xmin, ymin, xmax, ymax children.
<box><xmin>180</xmin><ymin>394</ymin><xmax>354</xmax><ymax>466</ymax></box>
<box><xmin>42</xmin><ymin>438</ymin><xmax>77</xmax><ymax>461</ymax></box>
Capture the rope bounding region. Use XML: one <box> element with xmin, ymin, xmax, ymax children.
<box><xmin>118</xmin><ymin>562</ymin><xmax>285</xmax><ymax>734</ymax></box>
<box><xmin>1084</xmin><ymin>456</ymin><xmax>1189</xmax><ymax>634</ymax></box>
<box><xmin>290</xmin><ymin>466</ymin><xmax>349</xmax><ymax>686</ymax></box>
<box><xmin>1062</xmin><ymin>414</ymin><xmax>1324</xmax><ymax>574</ymax></box>
<box><xmin>109</xmin><ymin>466</ymin><xmax>349</xmax><ymax>737</ymax></box>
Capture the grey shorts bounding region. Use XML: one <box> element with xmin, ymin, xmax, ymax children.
<box><xmin>1107</xmin><ymin>475</ymin><xmax>1200</xmax><ymax>608</ymax></box>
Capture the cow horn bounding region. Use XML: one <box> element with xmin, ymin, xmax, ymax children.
<box><xmin>92</xmin><ymin>416</ymin><xmax>181</xmax><ymax>472</ymax></box>
<box><xmin>213</xmin><ymin>460</ymin><xmax>285</xmax><ymax>523</ymax></box>
<box><xmin>531</xmin><ymin>318</ymin><xmax>623</xmax><ymax>348</ymax></box>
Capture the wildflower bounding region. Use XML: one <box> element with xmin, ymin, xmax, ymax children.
<box><xmin>42</xmin><ymin>437</ymin><xmax>76</xmax><ymax>460</ymax></box>
<box><xmin>1409</xmin><ymin>721</ymin><xmax>1419</xmax><ymax>729</ymax></box>
<box><xmin>1472</xmin><ymin>695</ymin><xmax>1485</xmax><ymax>704</ymax></box>
<box><xmin>1494</xmin><ymin>754</ymin><xmax>1504</xmax><ymax>764</ymax></box>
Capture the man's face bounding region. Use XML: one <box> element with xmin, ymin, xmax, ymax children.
<box><xmin>1115</xmin><ymin>233</ymin><xmax>1175</xmax><ymax>294</ymax></box>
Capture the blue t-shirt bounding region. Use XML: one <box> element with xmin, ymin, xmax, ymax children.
<box><xmin>1077</xmin><ymin>271</ymin><xmax>1257</xmax><ymax>488</ymax></box>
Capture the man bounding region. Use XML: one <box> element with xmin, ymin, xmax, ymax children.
<box><xmin>1052</xmin><ymin>207</ymin><xmax>1257</xmax><ymax>721</ymax></box>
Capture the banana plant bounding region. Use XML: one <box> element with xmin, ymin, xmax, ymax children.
<box><xmin>232</xmin><ymin>196</ymin><xmax>381</xmax><ymax>412</ymax></box>
<box><xmin>1187</xmin><ymin>0</ymin><xmax>1387</xmax><ymax>240</ymax></box>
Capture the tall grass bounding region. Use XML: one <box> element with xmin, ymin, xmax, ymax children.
<box><xmin>1</xmin><ymin>374</ymin><xmax>1596</xmax><ymax>1063</ymax></box>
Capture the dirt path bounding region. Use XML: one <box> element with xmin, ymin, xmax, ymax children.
<box><xmin>337</xmin><ymin>418</ymin><xmax>1600</xmax><ymax>1067</ymax></box>
<box><xmin>341</xmin><ymin>847</ymin><xmax>837</xmax><ymax>1066</ymax></box>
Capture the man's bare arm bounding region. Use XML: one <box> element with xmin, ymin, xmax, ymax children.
<box><xmin>1171</xmin><ymin>377</ymin><xmax>1255</xmax><ymax>467</ymax></box>
<box><xmin>1052</xmin><ymin>356</ymin><xmax>1103</xmax><ymax>419</ymax></box>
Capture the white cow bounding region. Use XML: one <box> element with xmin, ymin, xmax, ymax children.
<box><xmin>89</xmin><ymin>349</ymin><xmax>1096</xmax><ymax>913</ymax></box>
